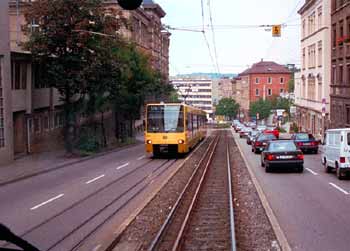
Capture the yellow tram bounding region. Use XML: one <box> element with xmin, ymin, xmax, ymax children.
<box><xmin>145</xmin><ymin>103</ymin><xmax>207</xmax><ymax>156</ymax></box>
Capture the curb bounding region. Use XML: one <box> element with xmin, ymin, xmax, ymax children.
<box><xmin>0</xmin><ymin>141</ymin><xmax>143</xmax><ymax>187</ymax></box>
<box><xmin>231</xmin><ymin>129</ymin><xmax>292</xmax><ymax>251</ymax></box>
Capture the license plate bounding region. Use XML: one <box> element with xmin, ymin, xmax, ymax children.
<box><xmin>262</xmin><ymin>143</ymin><xmax>267</xmax><ymax>146</ymax></box>
<box><xmin>278</xmin><ymin>155</ymin><xmax>293</xmax><ymax>159</ymax></box>
<box><xmin>303</xmin><ymin>143</ymin><xmax>311</xmax><ymax>146</ymax></box>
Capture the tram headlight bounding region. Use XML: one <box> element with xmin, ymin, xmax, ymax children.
<box><xmin>178</xmin><ymin>139</ymin><xmax>185</xmax><ymax>144</ymax></box>
<box><xmin>147</xmin><ymin>140</ymin><xmax>152</xmax><ymax>144</ymax></box>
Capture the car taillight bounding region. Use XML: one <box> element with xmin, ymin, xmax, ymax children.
<box><xmin>297</xmin><ymin>154</ymin><xmax>304</xmax><ymax>160</ymax></box>
<box><xmin>256</xmin><ymin>141</ymin><xmax>262</xmax><ymax>146</ymax></box>
<box><xmin>297</xmin><ymin>142</ymin><xmax>303</xmax><ymax>146</ymax></box>
<box><xmin>311</xmin><ymin>141</ymin><xmax>318</xmax><ymax>146</ymax></box>
<box><xmin>340</xmin><ymin>157</ymin><xmax>346</xmax><ymax>163</ymax></box>
<box><xmin>267</xmin><ymin>154</ymin><xmax>276</xmax><ymax>161</ymax></box>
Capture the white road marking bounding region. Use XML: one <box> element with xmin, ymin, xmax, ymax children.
<box><xmin>137</xmin><ymin>155</ymin><xmax>146</xmax><ymax>160</ymax></box>
<box><xmin>306</xmin><ymin>168</ymin><xmax>318</xmax><ymax>176</ymax></box>
<box><xmin>85</xmin><ymin>174</ymin><xmax>105</xmax><ymax>184</ymax></box>
<box><xmin>117</xmin><ymin>162</ymin><xmax>129</xmax><ymax>170</ymax></box>
<box><xmin>92</xmin><ymin>244</ymin><xmax>102</xmax><ymax>251</ymax></box>
<box><xmin>329</xmin><ymin>182</ymin><xmax>349</xmax><ymax>195</ymax></box>
<box><xmin>30</xmin><ymin>194</ymin><xmax>64</xmax><ymax>210</ymax></box>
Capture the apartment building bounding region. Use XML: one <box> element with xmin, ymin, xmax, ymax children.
<box><xmin>217</xmin><ymin>78</ymin><xmax>235</xmax><ymax>100</ymax></box>
<box><xmin>330</xmin><ymin>0</ymin><xmax>350</xmax><ymax>128</ymax></box>
<box><xmin>296</xmin><ymin>0</ymin><xmax>331</xmax><ymax>138</ymax></box>
<box><xmin>1</xmin><ymin>0</ymin><xmax>170</xmax><ymax>164</ymax></box>
<box><xmin>0</xmin><ymin>0</ymin><xmax>13</xmax><ymax>165</ymax></box>
<box><xmin>171</xmin><ymin>78</ymin><xmax>213</xmax><ymax>119</ymax></box>
<box><xmin>232</xmin><ymin>77</ymin><xmax>250</xmax><ymax>119</ymax></box>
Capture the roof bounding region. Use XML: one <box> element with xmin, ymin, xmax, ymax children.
<box><xmin>143</xmin><ymin>0</ymin><xmax>166</xmax><ymax>17</ymax></box>
<box><xmin>239</xmin><ymin>60</ymin><xmax>291</xmax><ymax>76</ymax></box>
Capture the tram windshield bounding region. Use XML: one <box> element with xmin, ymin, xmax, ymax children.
<box><xmin>147</xmin><ymin>105</ymin><xmax>184</xmax><ymax>133</ymax></box>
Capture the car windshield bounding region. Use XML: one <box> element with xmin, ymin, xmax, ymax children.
<box><xmin>147</xmin><ymin>105</ymin><xmax>184</xmax><ymax>133</ymax></box>
<box><xmin>251</xmin><ymin>131</ymin><xmax>259</xmax><ymax>136</ymax></box>
<box><xmin>296</xmin><ymin>133</ymin><xmax>313</xmax><ymax>140</ymax></box>
<box><xmin>268</xmin><ymin>141</ymin><xmax>297</xmax><ymax>151</ymax></box>
<box><xmin>258</xmin><ymin>134</ymin><xmax>276</xmax><ymax>141</ymax></box>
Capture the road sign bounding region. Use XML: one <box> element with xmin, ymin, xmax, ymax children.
<box><xmin>272</xmin><ymin>25</ymin><xmax>281</xmax><ymax>37</ymax></box>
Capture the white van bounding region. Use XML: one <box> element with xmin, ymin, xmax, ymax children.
<box><xmin>322</xmin><ymin>128</ymin><xmax>350</xmax><ymax>180</ymax></box>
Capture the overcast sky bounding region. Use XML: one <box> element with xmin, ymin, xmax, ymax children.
<box><xmin>155</xmin><ymin>0</ymin><xmax>304</xmax><ymax>76</ymax></box>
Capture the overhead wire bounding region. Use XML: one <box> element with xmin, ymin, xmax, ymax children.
<box><xmin>200</xmin><ymin>0</ymin><xmax>218</xmax><ymax>73</ymax></box>
<box><xmin>207</xmin><ymin>0</ymin><xmax>221</xmax><ymax>74</ymax></box>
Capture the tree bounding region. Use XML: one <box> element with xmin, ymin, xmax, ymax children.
<box><xmin>215</xmin><ymin>98</ymin><xmax>240</xmax><ymax>120</ymax></box>
<box><xmin>249</xmin><ymin>99</ymin><xmax>272</xmax><ymax>120</ymax></box>
<box><xmin>288</xmin><ymin>78</ymin><xmax>295</xmax><ymax>93</ymax></box>
<box><xmin>24</xmin><ymin>0</ymin><xmax>127</xmax><ymax>153</ymax></box>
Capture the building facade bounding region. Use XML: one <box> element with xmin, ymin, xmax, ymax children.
<box><xmin>1</xmin><ymin>0</ymin><xmax>170</xmax><ymax>165</ymax></box>
<box><xmin>217</xmin><ymin>77</ymin><xmax>235</xmax><ymax>100</ymax></box>
<box><xmin>238</xmin><ymin>60</ymin><xmax>291</xmax><ymax>107</ymax></box>
<box><xmin>296</xmin><ymin>0</ymin><xmax>331</xmax><ymax>138</ymax></box>
<box><xmin>232</xmin><ymin>77</ymin><xmax>250</xmax><ymax>118</ymax></box>
<box><xmin>0</xmin><ymin>0</ymin><xmax>14</xmax><ymax>165</ymax></box>
<box><xmin>170</xmin><ymin>77</ymin><xmax>213</xmax><ymax>119</ymax></box>
<box><xmin>330</xmin><ymin>0</ymin><xmax>350</xmax><ymax>128</ymax></box>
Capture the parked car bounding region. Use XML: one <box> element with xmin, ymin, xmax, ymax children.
<box><xmin>261</xmin><ymin>140</ymin><xmax>304</xmax><ymax>173</ymax></box>
<box><xmin>239</xmin><ymin>127</ymin><xmax>252</xmax><ymax>138</ymax></box>
<box><xmin>291</xmin><ymin>133</ymin><xmax>319</xmax><ymax>154</ymax></box>
<box><xmin>252</xmin><ymin>133</ymin><xmax>277</xmax><ymax>154</ymax></box>
<box><xmin>247</xmin><ymin>130</ymin><xmax>259</xmax><ymax>145</ymax></box>
<box><xmin>257</xmin><ymin>125</ymin><xmax>267</xmax><ymax>132</ymax></box>
<box><xmin>235</xmin><ymin>124</ymin><xmax>244</xmax><ymax>132</ymax></box>
<box><xmin>264</xmin><ymin>126</ymin><xmax>279</xmax><ymax>139</ymax></box>
<box><xmin>322</xmin><ymin>128</ymin><xmax>350</xmax><ymax>180</ymax></box>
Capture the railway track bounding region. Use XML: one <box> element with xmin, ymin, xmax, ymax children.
<box><xmin>148</xmin><ymin>130</ymin><xmax>236</xmax><ymax>251</ymax></box>
<box><xmin>2</xmin><ymin>158</ymin><xmax>178</xmax><ymax>251</ymax></box>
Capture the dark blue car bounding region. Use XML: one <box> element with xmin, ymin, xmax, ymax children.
<box><xmin>291</xmin><ymin>133</ymin><xmax>319</xmax><ymax>154</ymax></box>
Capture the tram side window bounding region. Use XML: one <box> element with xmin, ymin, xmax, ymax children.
<box><xmin>193</xmin><ymin>114</ymin><xmax>198</xmax><ymax>132</ymax></box>
<box><xmin>187</xmin><ymin>113</ymin><xmax>193</xmax><ymax>131</ymax></box>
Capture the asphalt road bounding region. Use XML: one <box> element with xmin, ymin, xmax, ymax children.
<box><xmin>233</xmin><ymin>131</ymin><xmax>350</xmax><ymax>251</ymax></box>
<box><xmin>0</xmin><ymin>143</ymin><xmax>187</xmax><ymax>251</ymax></box>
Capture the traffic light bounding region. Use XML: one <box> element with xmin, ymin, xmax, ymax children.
<box><xmin>118</xmin><ymin>0</ymin><xmax>143</xmax><ymax>10</ymax></box>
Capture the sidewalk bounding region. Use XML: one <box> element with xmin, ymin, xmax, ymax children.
<box><xmin>0</xmin><ymin>135</ymin><xmax>144</xmax><ymax>187</ymax></box>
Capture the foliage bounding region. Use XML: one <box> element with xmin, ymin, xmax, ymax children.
<box><xmin>277</xmin><ymin>127</ymin><xmax>287</xmax><ymax>133</ymax></box>
<box><xmin>24</xmin><ymin>0</ymin><xmax>127</xmax><ymax>153</ymax></box>
<box><xmin>215</xmin><ymin>98</ymin><xmax>240</xmax><ymax>119</ymax></box>
<box><xmin>290</xmin><ymin>122</ymin><xmax>299</xmax><ymax>133</ymax></box>
<box><xmin>169</xmin><ymin>90</ymin><xmax>181</xmax><ymax>103</ymax></box>
<box><xmin>288</xmin><ymin>78</ymin><xmax>295</xmax><ymax>93</ymax></box>
<box><xmin>249</xmin><ymin>99</ymin><xmax>272</xmax><ymax>120</ymax></box>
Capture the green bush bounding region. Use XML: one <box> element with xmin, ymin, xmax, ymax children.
<box><xmin>290</xmin><ymin>123</ymin><xmax>299</xmax><ymax>133</ymax></box>
<box><xmin>77</xmin><ymin>129</ymin><xmax>101</xmax><ymax>155</ymax></box>
<box><xmin>277</xmin><ymin>127</ymin><xmax>287</xmax><ymax>133</ymax></box>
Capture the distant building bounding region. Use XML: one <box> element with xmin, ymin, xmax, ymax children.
<box><xmin>170</xmin><ymin>77</ymin><xmax>213</xmax><ymax>119</ymax></box>
<box><xmin>0</xmin><ymin>0</ymin><xmax>13</xmax><ymax>165</ymax></box>
<box><xmin>296</xmin><ymin>0</ymin><xmax>331</xmax><ymax>138</ymax></box>
<box><xmin>218</xmin><ymin>78</ymin><xmax>235</xmax><ymax>100</ymax></box>
<box><xmin>330</xmin><ymin>0</ymin><xmax>350</xmax><ymax>128</ymax></box>
<box><xmin>238</xmin><ymin>60</ymin><xmax>291</xmax><ymax>119</ymax></box>
<box><xmin>232</xmin><ymin>77</ymin><xmax>250</xmax><ymax>118</ymax></box>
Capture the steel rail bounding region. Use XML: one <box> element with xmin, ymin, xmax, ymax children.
<box><xmin>227</xmin><ymin>135</ymin><xmax>237</xmax><ymax>251</ymax></box>
<box><xmin>148</xmin><ymin>133</ymin><xmax>220</xmax><ymax>251</ymax></box>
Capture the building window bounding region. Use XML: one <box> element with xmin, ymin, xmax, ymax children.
<box><xmin>268</xmin><ymin>77</ymin><xmax>272</xmax><ymax>84</ymax></box>
<box><xmin>255</xmin><ymin>89</ymin><xmax>259</xmax><ymax>96</ymax></box>
<box><xmin>333</xmin><ymin>24</ymin><xmax>337</xmax><ymax>47</ymax></box>
<box><xmin>318</xmin><ymin>41</ymin><xmax>322</xmax><ymax>67</ymax></box>
<box><xmin>348</xmin><ymin>65</ymin><xmax>350</xmax><ymax>85</ymax></box>
<box><xmin>318</xmin><ymin>82</ymin><xmax>322</xmax><ymax>101</ymax></box>
<box><xmin>0</xmin><ymin>58</ymin><xmax>4</xmax><ymax>148</ymax></box>
<box><xmin>267</xmin><ymin>89</ymin><xmax>272</xmax><ymax>96</ymax></box>
<box><xmin>339</xmin><ymin>20</ymin><xmax>344</xmax><ymax>46</ymax></box>
<box><xmin>308</xmin><ymin>44</ymin><xmax>316</xmax><ymax>68</ymax></box>
<box><xmin>280</xmin><ymin>77</ymin><xmax>284</xmax><ymax>84</ymax></box>
<box><xmin>255</xmin><ymin>78</ymin><xmax>259</xmax><ymax>84</ymax></box>
<box><xmin>332</xmin><ymin>66</ymin><xmax>337</xmax><ymax>84</ymax></box>
<box><xmin>34</xmin><ymin>117</ymin><xmax>41</xmax><ymax>134</ymax></box>
<box><xmin>302</xmin><ymin>48</ymin><xmax>306</xmax><ymax>69</ymax></box>
<box><xmin>339</xmin><ymin>65</ymin><xmax>344</xmax><ymax>84</ymax></box>
<box><xmin>302</xmin><ymin>19</ymin><xmax>306</xmax><ymax>38</ymax></box>
<box><xmin>33</xmin><ymin>63</ymin><xmax>49</xmax><ymax>89</ymax></box>
<box><xmin>317</xmin><ymin>6</ymin><xmax>322</xmax><ymax>30</ymax></box>
<box><xmin>347</xmin><ymin>106</ymin><xmax>350</xmax><ymax>125</ymax></box>
<box><xmin>55</xmin><ymin>112</ymin><xmax>64</xmax><ymax>128</ymax></box>
<box><xmin>280</xmin><ymin>89</ymin><xmax>284</xmax><ymax>94</ymax></box>
<box><xmin>308</xmin><ymin>78</ymin><xmax>316</xmax><ymax>100</ymax></box>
